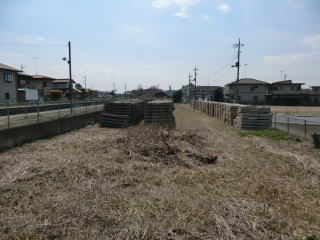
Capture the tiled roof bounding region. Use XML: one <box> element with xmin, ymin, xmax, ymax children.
<box><xmin>226</xmin><ymin>78</ymin><xmax>269</xmax><ymax>85</ymax></box>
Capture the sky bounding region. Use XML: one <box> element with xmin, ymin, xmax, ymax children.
<box><xmin>0</xmin><ymin>0</ymin><xmax>320</xmax><ymax>92</ymax></box>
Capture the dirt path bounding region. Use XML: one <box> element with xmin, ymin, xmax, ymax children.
<box><xmin>0</xmin><ymin>104</ymin><xmax>319</xmax><ymax>240</ymax></box>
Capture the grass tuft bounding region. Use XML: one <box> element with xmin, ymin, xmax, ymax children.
<box><xmin>239</xmin><ymin>128</ymin><xmax>303</xmax><ymax>142</ymax></box>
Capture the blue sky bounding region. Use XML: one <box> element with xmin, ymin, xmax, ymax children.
<box><xmin>0</xmin><ymin>0</ymin><xmax>319</xmax><ymax>91</ymax></box>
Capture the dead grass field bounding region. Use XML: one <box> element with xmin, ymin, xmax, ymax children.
<box><xmin>0</xmin><ymin>104</ymin><xmax>319</xmax><ymax>240</ymax></box>
<box><xmin>268</xmin><ymin>105</ymin><xmax>320</xmax><ymax>116</ymax></box>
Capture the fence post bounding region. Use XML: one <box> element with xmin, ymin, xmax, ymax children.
<box><xmin>37</xmin><ymin>100</ymin><xmax>40</xmax><ymax>123</ymax></box>
<box><xmin>274</xmin><ymin>114</ymin><xmax>277</xmax><ymax>129</ymax></box>
<box><xmin>6</xmin><ymin>101</ymin><xmax>9</xmax><ymax>129</ymax></box>
<box><xmin>287</xmin><ymin>116</ymin><xmax>290</xmax><ymax>134</ymax></box>
<box><xmin>304</xmin><ymin>119</ymin><xmax>307</xmax><ymax>140</ymax></box>
<box><xmin>58</xmin><ymin>102</ymin><xmax>61</xmax><ymax>119</ymax></box>
<box><xmin>86</xmin><ymin>98</ymin><xmax>88</xmax><ymax>114</ymax></box>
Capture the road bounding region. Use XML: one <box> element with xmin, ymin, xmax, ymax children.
<box><xmin>0</xmin><ymin>104</ymin><xmax>104</xmax><ymax>130</ymax></box>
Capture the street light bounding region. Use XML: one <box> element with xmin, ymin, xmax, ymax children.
<box><xmin>62</xmin><ymin>41</ymin><xmax>72</xmax><ymax>113</ymax></box>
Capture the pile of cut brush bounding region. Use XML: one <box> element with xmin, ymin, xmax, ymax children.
<box><xmin>112</xmin><ymin>125</ymin><xmax>218</xmax><ymax>167</ymax></box>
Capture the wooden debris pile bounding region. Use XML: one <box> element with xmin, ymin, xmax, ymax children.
<box><xmin>191</xmin><ymin>100</ymin><xmax>272</xmax><ymax>130</ymax></box>
<box><xmin>100</xmin><ymin>100</ymin><xmax>145</xmax><ymax>128</ymax></box>
<box><xmin>144</xmin><ymin>100</ymin><xmax>175</xmax><ymax>128</ymax></box>
<box><xmin>234</xmin><ymin>106</ymin><xmax>272</xmax><ymax>130</ymax></box>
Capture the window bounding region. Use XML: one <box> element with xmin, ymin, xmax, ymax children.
<box><xmin>254</xmin><ymin>96</ymin><xmax>258</xmax><ymax>101</ymax></box>
<box><xmin>43</xmin><ymin>82</ymin><xmax>47</xmax><ymax>87</ymax></box>
<box><xmin>250</xmin><ymin>86</ymin><xmax>254</xmax><ymax>91</ymax></box>
<box><xmin>274</xmin><ymin>86</ymin><xmax>278</xmax><ymax>90</ymax></box>
<box><xmin>238</xmin><ymin>96</ymin><xmax>241</xmax><ymax>100</ymax></box>
<box><xmin>5</xmin><ymin>93</ymin><xmax>10</xmax><ymax>100</ymax></box>
<box><xmin>4</xmin><ymin>73</ymin><xmax>14</xmax><ymax>82</ymax></box>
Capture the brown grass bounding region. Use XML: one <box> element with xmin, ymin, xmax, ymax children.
<box><xmin>268</xmin><ymin>105</ymin><xmax>320</xmax><ymax>116</ymax></box>
<box><xmin>0</xmin><ymin>104</ymin><xmax>319</xmax><ymax>239</ymax></box>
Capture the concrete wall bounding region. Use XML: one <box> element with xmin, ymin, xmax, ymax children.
<box><xmin>0</xmin><ymin>111</ymin><xmax>102</xmax><ymax>152</ymax></box>
<box><xmin>0</xmin><ymin>69</ymin><xmax>18</xmax><ymax>102</ymax></box>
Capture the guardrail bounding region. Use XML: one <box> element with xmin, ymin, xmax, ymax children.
<box><xmin>0</xmin><ymin>99</ymin><xmax>107</xmax><ymax>130</ymax></box>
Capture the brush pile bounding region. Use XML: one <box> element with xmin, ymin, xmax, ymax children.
<box><xmin>113</xmin><ymin>125</ymin><xmax>217</xmax><ymax>167</ymax></box>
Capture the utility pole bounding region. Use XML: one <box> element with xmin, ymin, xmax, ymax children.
<box><xmin>232</xmin><ymin>38</ymin><xmax>244</xmax><ymax>103</ymax></box>
<box><xmin>68</xmin><ymin>41</ymin><xmax>72</xmax><ymax>103</ymax></box>
<box><xmin>83</xmin><ymin>75</ymin><xmax>87</xmax><ymax>99</ymax></box>
<box><xmin>188</xmin><ymin>73</ymin><xmax>192</xmax><ymax>102</ymax></box>
<box><xmin>20</xmin><ymin>64</ymin><xmax>27</xmax><ymax>74</ymax></box>
<box><xmin>193</xmin><ymin>66</ymin><xmax>198</xmax><ymax>100</ymax></box>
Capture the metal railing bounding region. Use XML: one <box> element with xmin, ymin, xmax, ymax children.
<box><xmin>272</xmin><ymin>114</ymin><xmax>320</xmax><ymax>140</ymax></box>
<box><xmin>0</xmin><ymin>99</ymin><xmax>108</xmax><ymax>130</ymax></box>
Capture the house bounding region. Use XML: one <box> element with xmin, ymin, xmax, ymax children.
<box><xmin>181</xmin><ymin>84</ymin><xmax>223</xmax><ymax>102</ymax></box>
<box><xmin>266</xmin><ymin>80</ymin><xmax>308</xmax><ymax>105</ymax></box>
<box><xmin>0</xmin><ymin>63</ymin><xmax>21</xmax><ymax>102</ymax></box>
<box><xmin>18</xmin><ymin>74</ymin><xmax>54</xmax><ymax>100</ymax></box>
<box><xmin>195</xmin><ymin>86</ymin><xmax>223</xmax><ymax>100</ymax></box>
<box><xmin>52</xmin><ymin>78</ymin><xmax>75</xmax><ymax>94</ymax></box>
<box><xmin>224</xmin><ymin>78</ymin><xmax>269</xmax><ymax>104</ymax></box>
<box><xmin>154</xmin><ymin>91</ymin><xmax>169</xmax><ymax>98</ymax></box>
<box><xmin>311</xmin><ymin>87</ymin><xmax>320</xmax><ymax>105</ymax></box>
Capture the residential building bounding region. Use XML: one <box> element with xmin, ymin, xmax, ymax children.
<box><xmin>224</xmin><ymin>78</ymin><xmax>269</xmax><ymax>104</ymax></box>
<box><xmin>18</xmin><ymin>74</ymin><xmax>54</xmax><ymax>100</ymax></box>
<box><xmin>52</xmin><ymin>79</ymin><xmax>75</xmax><ymax>94</ymax></box>
<box><xmin>266</xmin><ymin>80</ymin><xmax>308</xmax><ymax>105</ymax></box>
<box><xmin>0</xmin><ymin>63</ymin><xmax>21</xmax><ymax>102</ymax></box>
<box><xmin>182</xmin><ymin>84</ymin><xmax>223</xmax><ymax>102</ymax></box>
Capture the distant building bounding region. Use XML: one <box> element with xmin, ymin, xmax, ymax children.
<box><xmin>52</xmin><ymin>79</ymin><xmax>76</xmax><ymax>94</ymax></box>
<box><xmin>266</xmin><ymin>80</ymin><xmax>309</xmax><ymax>105</ymax></box>
<box><xmin>0</xmin><ymin>63</ymin><xmax>21</xmax><ymax>102</ymax></box>
<box><xmin>224</xmin><ymin>78</ymin><xmax>269</xmax><ymax>104</ymax></box>
<box><xmin>154</xmin><ymin>91</ymin><xmax>169</xmax><ymax>98</ymax></box>
<box><xmin>181</xmin><ymin>83</ymin><xmax>222</xmax><ymax>102</ymax></box>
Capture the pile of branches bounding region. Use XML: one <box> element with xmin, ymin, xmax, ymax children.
<box><xmin>113</xmin><ymin>125</ymin><xmax>218</xmax><ymax>167</ymax></box>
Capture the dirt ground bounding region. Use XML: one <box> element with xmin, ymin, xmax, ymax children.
<box><xmin>0</xmin><ymin>104</ymin><xmax>319</xmax><ymax>240</ymax></box>
<box><xmin>268</xmin><ymin>105</ymin><xmax>320</xmax><ymax>116</ymax></box>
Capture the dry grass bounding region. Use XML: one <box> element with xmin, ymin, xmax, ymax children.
<box><xmin>268</xmin><ymin>105</ymin><xmax>320</xmax><ymax>116</ymax></box>
<box><xmin>0</xmin><ymin>104</ymin><xmax>319</xmax><ymax>240</ymax></box>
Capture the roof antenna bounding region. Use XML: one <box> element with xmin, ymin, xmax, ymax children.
<box><xmin>33</xmin><ymin>56</ymin><xmax>39</xmax><ymax>75</ymax></box>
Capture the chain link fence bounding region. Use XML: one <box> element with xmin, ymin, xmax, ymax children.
<box><xmin>0</xmin><ymin>99</ymin><xmax>107</xmax><ymax>130</ymax></box>
<box><xmin>272</xmin><ymin>114</ymin><xmax>320</xmax><ymax>140</ymax></box>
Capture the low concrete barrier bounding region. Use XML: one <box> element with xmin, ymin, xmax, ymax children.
<box><xmin>0</xmin><ymin>111</ymin><xmax>102</xmax><ymax>152</ymax></box>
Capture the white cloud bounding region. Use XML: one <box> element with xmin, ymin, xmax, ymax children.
<box><xmin>36</xmin><ymin>36</ymin><xmax>45</xmax><ymax>41</ymax></box>
<box><xmin>264</xmin><ymin>52</ymin><xmax>309</xmax><ymax>64</ymax></box>
<box><xmin>287</xmin><ymin>0</ymin><xmax>310</xmax><ymax>7</ymax></box>
<box><xmin>303</xmin><ymin>34</ymin><xmax>320</xmax><ymax>50</ymax></box>
<box><xmin>217</xmin><ymin>3</ymin><xmax>230</xmax><ymax>13</ymax></box>
<box><xmin>152</xmin><ymin>0</ymin><xmax>200</xmax><ymax>17</ymax></box>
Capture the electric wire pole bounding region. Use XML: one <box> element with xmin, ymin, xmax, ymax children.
<box><xmin>193</xmin><ymin>66</ymin><xmax>198</xmax><ymax>100</ymax></box>
<box><xmin>68</xmin><ymin>41</ymin><xmax>72</xmax><ymax>103</ymax></box>
<box><xmin>232</xmin><ymin>39</ymin><xmax>244</xmax><ymax>103</ymax></box>
<box><xmin>188</xmin><ymin>73</ymin><xmax>192</xmax><ymax>102</ymax></box>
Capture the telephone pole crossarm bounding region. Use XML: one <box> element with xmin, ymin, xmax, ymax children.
<box><xmin>232</xmin><ymin>38</ymin><xmax>244</xmax><ymax>103</ymax></box>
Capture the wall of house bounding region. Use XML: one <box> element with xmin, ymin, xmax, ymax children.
<box><xmin>27</xmin><ymin>79</ymin><xmax>53</xmax><ymax>97</ymax></box>
<box><xmin>226</xmin><ymin>85</ymin><xmax>267</xmax><ymax>104</ymax></box>
<box><xmin>272</xmin><ymin>84</ymin><xmax>302</xmax><ymax>94</ymax></box>
<box><xmin>0</xmin><ymin>69</ymin><xmax>18</xmax><ymax>102</ymax></box>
